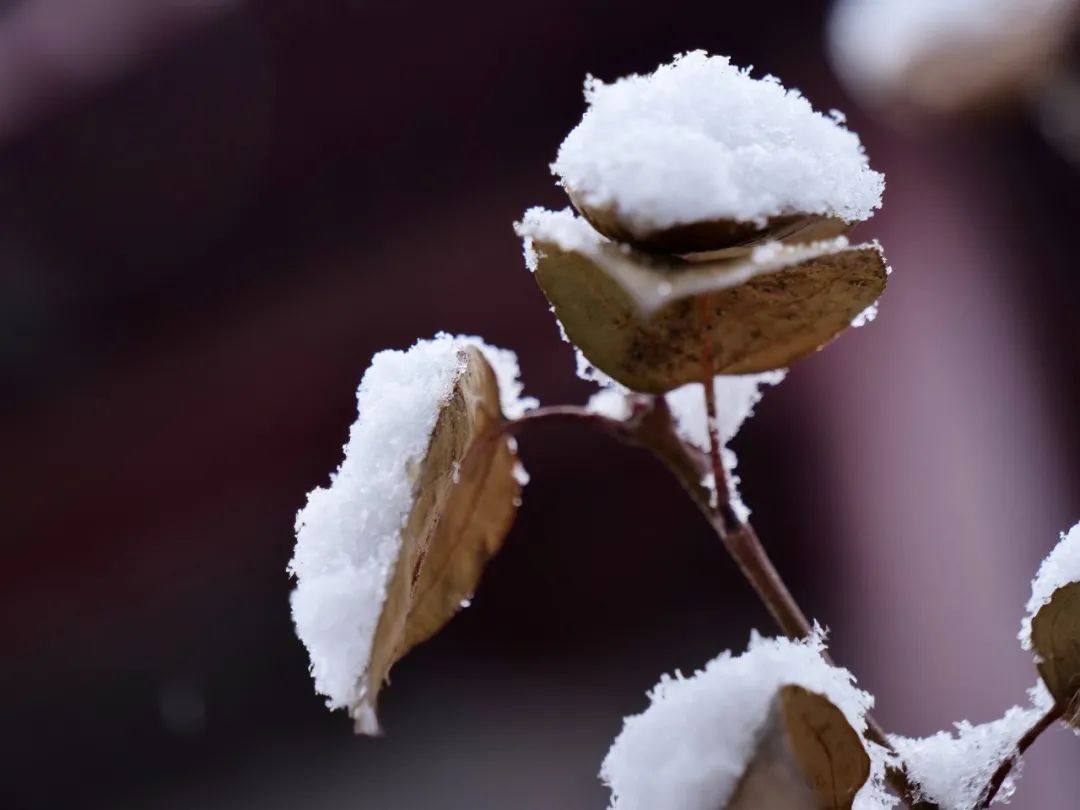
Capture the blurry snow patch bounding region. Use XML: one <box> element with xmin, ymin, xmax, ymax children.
<box><xmin>666</xmin><ymin>372</ymin><xmax>785</xmax><ymax>521</ymax></box>
<box><xmin>1020</xmin><ymin>520</ymin><xmax>1080</xmax><ymax>650</ymax></box>
<box><xmin>890</xmin><ymin>683</ymin><xmax>1054</xmax><ymax>808</ymax></box>
<box><xmin>587</xmin><ymin>388</ymin><xmax>632</xmax><ymax>421</ymax></box>
<box><xmin>829</xmin><ymin>0</ymin><xmax>1075</xmax><ymax>103</ymax></box>
<box><xmin>552</xmin><ymin>50</ymin><xmax>883</xmax><ymax>236</ymax></box>
<box><xmin>601</xmin><ymin>629</ymin><xmax>894</xmax><ymax>810</ymax></box>
<box><xmin>288</xmin><ymin>334</ymin><xmax>534</xmax><ymax>714</ymax></box>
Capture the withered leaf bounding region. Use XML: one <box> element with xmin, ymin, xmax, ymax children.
<box><xmin>1030</xmin><ymin>581</ymin><xmax>1080</xmax><ymax>714</ymax></box>
<box><xmin>569</xmin><ymin>191</ymin><xmax>849</xmax><ymax>258</ymax></box>
<box><xmin>728</xmin><ymin>685</ymin><xmax>871</xmax><ymax>810</ymax></box>
<box><xmin>359</xmin><ymin>346</ymin><xmax>520</xmax><ymax>732</ymax></box>
<box><xmin>531</xmin><ymin>235</ymin><xmax>887</xmax><ymax>393</ymax></box>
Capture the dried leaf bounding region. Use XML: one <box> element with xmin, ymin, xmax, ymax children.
<box><xmin>359</xmin><ymin>346</ymin><xmax>520</xmax><ymax>731</ymax></box>
<box><xmin>531</xmin><ymin>235</ymin><xmax>886</xmax><ymax>393</ymax></box>
<box><xmin>728</xmin><ymin>685</ymin><xmax>871</xmax><ymax>810</ymax></box>
<box><xmin>1030</xmin><ymin>581</ymin><xmax>1080</xmax><ymax>713</ymax></box>
<box><xmin>570</xmin><ymin>191</ymin><xmax>849</xmax><ymax>258</ymax></box>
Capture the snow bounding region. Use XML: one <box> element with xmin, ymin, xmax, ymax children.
<box><xmin>890</xmin><ymin>683</ymin><xmax>1054</xmax><ymax>808</ymax></box>
<box><xmin>601</xmin><ymin>629</ymin><xmax>894</xmax><ymax>810</ymax></box>
<box><xmin>288</xmin><ymin>333</ymin><xmax>534</xmax><ymax>722</ymax></box>
<box><xmin>515</xmin><ymin>205</ymin><xmax>607</xmax><ymax>271</ymax></box>
<box><xmin>515</xmin><ymin>206</ymin><xmax>867</xmax><ymax>318</ymax></box>
<box><xmin>587</xmin><ymin>388</ymin><xmax>632</xmax><ymax>421</ymax></box>
<box><xmin>829</xmin><ymin>0</ymin><xmax>1074</xmax><ymax>99</ymax></box>
<box><xmin>551</xmin><ymin>51</ymin><xmax>883</xmax><ymax>237</ymax></box>
<box><xmin>666</xmin><ymin>372</ymin><xmax>785</xmax><ymax>521</ymax></box>
<box><xmin>851</xmin><ymin>302</ymin><xmax>879</xmax><ymax>328</ymax></box>
<box><xmin>1019</xmin><ymin>520</ymin><xmax>1080</xmax><ymax>650</ymax></box>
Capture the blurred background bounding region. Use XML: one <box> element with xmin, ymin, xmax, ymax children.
<box><xmin>2</xmin><ymin>0</ymin><xmax>1078</xmax><ymax>807</ymax></box>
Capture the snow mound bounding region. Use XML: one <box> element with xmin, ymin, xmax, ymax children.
<box><xmin>288</xmin><ymin>333</ymin><xmax>534</xmax><ymax>715</ymax></box>
<box><xmin>553</xmin><ymin>51</ymin><xmax>883</xmax><ymax>236</ymax></box>
<box><xmin>601</xmin><ymin>630</ymin><xmax>894</xmax><ymax>810</ymax></box>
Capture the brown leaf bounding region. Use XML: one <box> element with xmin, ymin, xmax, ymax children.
<box><xmin>569</xmin><ymin>190</ymin><xmax>850</xmax><ymax>258</ymax></box>
<box><xmin>531</xmin><ymin>235</ymin><xmax>887</xmax><ymax>393</ymax></box>
<box><xmin>728</xmin><ymin>685</ymin><xmax>871</xmax><ymax>810</ymax></box>
<box><xmin>359</xmin><ymin>346</ymin><xmax>520</xmax><ymax>732</ymax></box>
<box><xmin>1030</xmin><ymin>581</ymin><xmax>1080</xmax><ymax>714</ymax></box>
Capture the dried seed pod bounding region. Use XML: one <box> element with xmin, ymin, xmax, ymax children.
<box><xmin>525</xmin><ymin>216</ymin><xmax>887</xmax><ymax>393</ymax></box>
<box><xmin>728</xmin><ymin>685</ymin><xmax>871</xmax><ymax>810</ymax></box>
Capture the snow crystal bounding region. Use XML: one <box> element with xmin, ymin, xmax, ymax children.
<box><xmin>515</xmin><ymin>205</ymin><xmax>607</xmax><ymax>271</ymax></box>
<box><xmin>851</xmin><ymin>302</ymin><xmax>879</xmax><ymax>328</ymax></box>
<box><xmin>891</xmin><ymin>683</ymin><xmax>1054</xmax><ymax>808</ymax></box>
<box><xmin>1019</xmin><ymin>520</ymin><xmax>1080</xmax><ymax>650</ymax></box>
<box><xmin>601</xmin><ymin>630</ymin><xmax>894</xmax><ymax>810</ymax></box>
<box><xmin>829</xmin><ymin>0</ymin><xmax>1075</xmax><ymax>101</ymax></box>
<box><xmin>552</xmin><ymin>51</ymin><xmax>883</xmax><ymax>237</ymax></box>
<box><xmin>288</xmin><ymin>333</ymin><xmax>534</xmax><ymax>720</ymax></box>
<box><xmin>666</xmin><ymin>372</ymin><xmax>785</xmax><ymax>521</ymax></box>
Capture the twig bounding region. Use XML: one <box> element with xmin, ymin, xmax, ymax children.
<box><xmin>499</xmin><ymin>398</ymin><xmax>924</xmax><ymax>806</ymax></box>
<box><xmin>979</xmin><ymin>701</ymin><xmax>1065</xmax><ymax>807</ymax></box>
<box><xmin>701</xmin><ymin>369</ymin><xmax>742</xmax><ymax>536</ymax></box>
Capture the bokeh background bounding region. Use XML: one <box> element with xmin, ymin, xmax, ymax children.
<box><xmin>2</xmin><ymin>1</ymin><xmax>1078</xmax><ymax>807</ymax></box>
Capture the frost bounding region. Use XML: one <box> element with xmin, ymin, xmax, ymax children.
<box><xmin>666</xmin><ymin>372</ymin><xmax>786</xmax><ymax>521</ymax></box>
<box><xmin>601</xmin><ymin>629</ymin><xmax>895</xmax><ymax>810</ymax></box>
<box><xmin>1019</xmin><ymin>521</ymin><xmax>1080</xmax><ymax>650</ymax></box>
<box><xmin>552</xmin><ymin>50</ymin><xmax>883</xmax><ymax>236</ymax></box>
<box><xmin>891</xmin><ymin>683</ymin><xmax>1054</xmax><ymax>808</ymax></box>
<box><xmin>288</xmin><ymin>333</ymin><xmax>534</xmax><ymax>714</ymax></box>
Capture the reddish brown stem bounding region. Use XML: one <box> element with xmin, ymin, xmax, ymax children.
<box><xmin>979</xmin><ymin>701</ymin><xmax>1065</xmax><ymax>807</ymax></box>
<box><xmin>701</xmin><ymin>370</ymin><xmax>742</xmax><ymax>537</ymax></box>
<box><xmin>502</xmin><ymin>399</ymin><xmax>921</xmax><ymax>805</ymax></box>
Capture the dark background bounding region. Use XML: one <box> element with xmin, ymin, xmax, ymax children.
<box><xmin>1</xmin><ymin>1</ymin><xmax>1078</xmax><ymax>807</ymax></box>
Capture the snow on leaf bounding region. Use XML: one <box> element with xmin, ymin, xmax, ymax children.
<box><xmin>288</xmin><ymin>335</ymin><xmax>532</xmax><ymax>731</ymax></box>
<box><xmin>1019</xmin><ymin>521</ymin><xmax>1080</xmax><ymax>712</ymax></box>
<box><xmin>551</xmin><ymin>51</ymin><xmax>883</xmax><ymax>245</ymax></box>
<box><xmin>515</xmin><ymin>207</ymin><xmax>886</xmax><ymax>394</ymax></box>
<box><xmin>728</xmin><ymin>685</ymin><xmax>872</xmax><ymax>810</ymax></box>
<box><xmin>600</xmin><ymin>630</ymin><xmax>895</xmax><ymax>810</ymax></box>
<box><xmin>1020</xmin><ymin>521</ymin><xmax>1080</xmax><ymax>651</ymax></box>
<box><xmin>829</xmin><ymin>0</ymin><xmax>1078</xmax><ymax>116</ymax></box>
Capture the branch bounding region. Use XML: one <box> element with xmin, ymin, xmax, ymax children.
<box><xmin>500</xmin><ymin>398</ymin><xmax>923</xmax><ymax>805</ymax></box>
<box><xmin>979</xmin><ymin>701</ymin><xmax>1065</xmax><ymax>807</ymax></box>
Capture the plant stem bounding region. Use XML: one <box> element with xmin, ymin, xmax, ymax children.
<box><xmin>701</xmin><ymin>368</ymin><xmax>741</xmax><ymax>536</ymax></box>
<box><xmin>502</xmin><ymin>399</ymin><xmax>923</xmax><ymax>805</ymax></box>
<box><xmin>693</xmin><ymin>377</ymin><xmax>919</xmax><ymax>800</ymax></box>
<box><xmin>698</xmin><ymin>379</ymin><xmax>813</xmax><ymax>638</ymax></box>
<box><xmin>979</xmin><ymin>701</ymin><xmax>1065</xmax><ymax>807</ymax></box>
